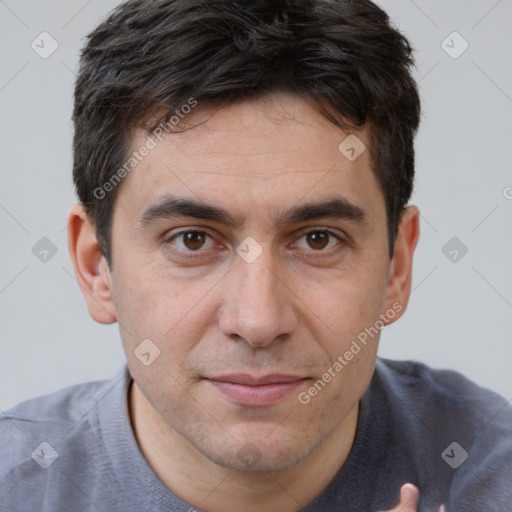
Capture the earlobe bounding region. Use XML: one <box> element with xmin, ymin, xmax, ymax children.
<box><xmin>383</xmin><ymin>206</ymin><xmax>420</xmax><ymax>325</ymax></box>
<box><xmin>67</xmin><ymin>203</ymin><xmax>117</xmax><ymax>324</ymax></box>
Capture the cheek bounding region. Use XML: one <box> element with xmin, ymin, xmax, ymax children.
<box><xmin>299</xmin><ymin>260</ymin><xmax>389</xmax><ymax>361</ymax></box>
<box><xmin>110</xmin><ymin>261</ymin><xmax>219</xmax><ymax>368</ymax></box>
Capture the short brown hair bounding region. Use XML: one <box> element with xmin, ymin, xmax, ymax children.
<box><xmin>73</xmin><ymin>0</ymin><xmax>421</xmax><ymax>265</ymax></box>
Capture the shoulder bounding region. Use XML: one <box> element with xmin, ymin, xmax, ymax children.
<box><xmin>374</xmin><ymin>357</ymin><xmax>511</xmax><ymax>428</ymax></box>
<box><xmin>2</xmin><ymin>377</ymin><xmax>110</xmax><ymax>424</ymax></box>
<box><xmin>0</xmin><ymin>369</ymin><xmax>126</xmax><ymax>495</ymax></box>
<box><xmin>374</xmin><ymin>358</ymin><xmax>512</xmax><ymax>510</ymax></box>
<box><xmin>0</xmin><ymin>375</ymin><xmax>113</xmax><ymax>442</ymax></box>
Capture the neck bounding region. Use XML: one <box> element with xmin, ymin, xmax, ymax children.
<box><xmin>129</xmin><ymin>382</ymin><xmax>359</xmax><ymax>512</ymax></box>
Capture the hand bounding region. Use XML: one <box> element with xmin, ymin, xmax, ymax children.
<box><xmin>381</xmin><ymin>484</ymin><xmax>445</xmax><ymax>512</ymax></box>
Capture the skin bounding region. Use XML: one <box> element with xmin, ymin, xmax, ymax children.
<box><xmin>69</xmin><ymin>92</ymin><xmax>422</xmax><ymax>512</ymax></box>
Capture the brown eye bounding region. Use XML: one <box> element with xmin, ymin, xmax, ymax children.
<box><xmin>294</xmin><ymin>229</ymin><xmax>341</xmax><ymax>252</ymax></box>
<box><xmin>306</xmin><ymin>231</ymin><xmax>329</xmax><ymax>250</ymax></box>
<box><xmin>170</xmin><ymin>230</ymin><xmax>215</xmax><ymax>252</ymax></box>
<box><xmin>183</xmin><ymin>231</ymin><xmax>206</xmax><ymax>250</ymax></box>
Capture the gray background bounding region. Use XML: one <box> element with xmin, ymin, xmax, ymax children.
<box><xmin>1</xmin><ymin>0</ymin><xmax>511</xmax><ymax>411</ymax></box>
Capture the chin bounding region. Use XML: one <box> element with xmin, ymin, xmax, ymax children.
<box><xmin>199</xmin><ymin>434</ymin><xmax>320</xmax><ymax>473</ymax></box>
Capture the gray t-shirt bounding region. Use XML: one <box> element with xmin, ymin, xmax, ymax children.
<box><xmin>1</xmin><ymin>358</ymin><xmax>511</xmax><ymax>511</ymax></box>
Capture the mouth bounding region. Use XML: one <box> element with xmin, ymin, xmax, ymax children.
<box><xmin>204</xmin><ymin>374</ymin><xmax>310</xmax><ymax>407</ymax></box>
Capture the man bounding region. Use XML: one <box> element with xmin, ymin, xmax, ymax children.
<box><xmin>1</xmin><ymin>0</ymin><xmax>511</xmax><ymax>511</ymax></box>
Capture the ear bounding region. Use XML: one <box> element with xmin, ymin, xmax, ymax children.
<box><xmin>67</xmin><ymin>203</ymin><xmax>117</xmax><ymax>324</ymax></box>
<box><xmin>383</xmin><ymin>205</ymin><xmax>420</xmax><ymax>325</ymax></box>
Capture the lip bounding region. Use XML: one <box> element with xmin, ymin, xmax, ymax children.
<box><xmin>205</xmin><ymin>374</ymin><xmax>310</xmax><ymax>407</ymax></box>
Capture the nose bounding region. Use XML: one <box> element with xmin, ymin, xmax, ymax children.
<box><xmin>217</xmin><ymin>248</ymin><xmax>298</xmax><ymax>348</ymax></box>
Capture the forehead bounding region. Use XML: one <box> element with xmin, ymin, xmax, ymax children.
<box><xmin>115</xmin><ymin>93</ymin><xmax>383</xmax><ymax>221</ymax></box>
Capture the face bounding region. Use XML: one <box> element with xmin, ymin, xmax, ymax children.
<box><xmin>106</xmin><ymin>93</ymin><xmax>397</xmax><ymax>472</ymax></box>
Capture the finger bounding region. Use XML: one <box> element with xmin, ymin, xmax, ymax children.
<box><xmin>400</xmin><ymin>483</ymin><xmax>420</xmax><ymax>509</ymax></box>
<box><xmin>382</xmin><ymin>483</ymin><xmax>420</xmax><ymax>512</ymax></box>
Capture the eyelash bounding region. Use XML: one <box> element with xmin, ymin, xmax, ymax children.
<box><xmin>164</xmin><ymin>228</ymin><xmax>344</xmax><ymax>259</ymax></box>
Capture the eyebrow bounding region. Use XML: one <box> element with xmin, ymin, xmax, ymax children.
<box><xmin>138</xmin><ymin>195</ymin><xmax>367</xmax><ymax>228</ymax></box>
